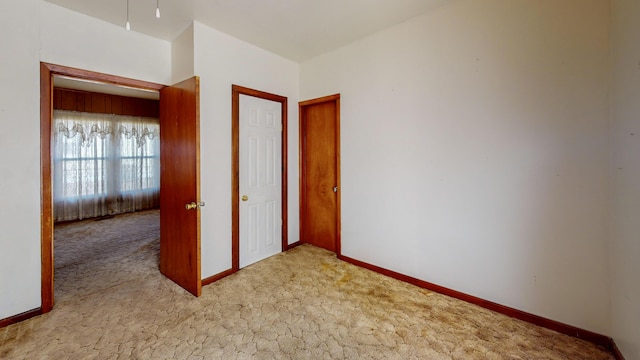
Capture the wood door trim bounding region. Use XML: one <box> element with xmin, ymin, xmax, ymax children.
<box><xmin>40</xmin><ymin>62</ymin><xmax>164</xmax><ymax>314</ymax></box>
<box><xmin>298</xmin><ymin>94</ymin><xmax>341</xmax><ymax>255</ymax></box>
<box><xmin>0</xmin><ymin>308</ymin><xmax>42</xmax><ymax>328</ymax></box>
<box><xmin>43</xmin><ymin>63</ymin><xmax>164</xmax><ymax>91</ymax></box>
<box><xmin>231</xmin><ymin>85</ymin><xmax>288</xmax><ymax>272</ymax></box>
<box><xmin>40</xmin><ymin>63</ymin><xmax>54</xmax><ymax>313</ymax></box>
<box><xmin>299</xmin><ymin>94</ymin><xmax>340</xmax><ymax>107</ymax></box>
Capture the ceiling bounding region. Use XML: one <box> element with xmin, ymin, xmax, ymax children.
<box><xmin>44</xmin><ymin>0</ymin><xmax>448</xmax><ymax>62</ymax></box>
<box><xmin>54</xmin><ymin>76</ymin><xmax>160</xmax><ymax>100</ymax></box>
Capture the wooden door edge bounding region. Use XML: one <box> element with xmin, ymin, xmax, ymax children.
<box><xmin>159</xmin><ymin>76</ymin><xmax>202</xmax><ymax>297</ymax></box>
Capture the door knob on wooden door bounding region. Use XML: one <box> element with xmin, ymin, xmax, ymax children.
<box><xmin>185</xmin><ymin>202</ymin><xmax>198</xmax><ymax>210</ymax></box>
<box><xmin>185</xmin><ymin>201</ymin><xmax>205</xmax><ymax>210</ymax></box>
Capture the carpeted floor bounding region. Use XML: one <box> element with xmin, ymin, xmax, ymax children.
<box><xmin>0</xmin><ymin>210</ymin><xmax>614</xmax><ymax>359</ymax></box>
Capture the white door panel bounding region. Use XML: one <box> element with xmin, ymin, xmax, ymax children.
<box><xmin>240</xmin><ymin>94</ymin><xmax>282</xmax><ymax>268</ymax></box>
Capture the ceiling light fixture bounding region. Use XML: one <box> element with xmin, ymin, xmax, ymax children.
<box><xmin>125</xmin><ymin>0</ymin><xmax>131</xmax><ymax>30</ymax></box>
<box><xmin>125</xmin><ymin>0</ymin><xmax>160</xmax><ymax>31</ymax></box>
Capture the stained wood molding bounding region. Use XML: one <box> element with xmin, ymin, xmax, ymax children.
<box><xmin>609</xmin><ymin>341</ymin><xmax>627</xmax><ymax>360</ymax></box>
<box><xmin>40</xmin><ymin>63</ymin><xmax>54</xmax><ymax>314</ymax></box>
<box><xmin>202</xmin><ymin>268</ymin><xmax>236</xmax><ymax>286</ymax></box>
<box><xmin>43</xmin><ymin>63</ymin><xmax>163</xmax><ymax>92</ymax></box>
<box><xmin>286</xmin><ymin>241</ymin><xmax>303</xmax><ymax>250</ymax></box>
<box><xmin>0</xmin><ymin>308</ymin><xmax>42</xmax><ymax>329</ymax></box>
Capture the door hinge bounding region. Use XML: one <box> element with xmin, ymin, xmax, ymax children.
<box><xmin>279</xmin><ymin>123</ymin><xmax>283</xmax><ymax>131</ymax></box>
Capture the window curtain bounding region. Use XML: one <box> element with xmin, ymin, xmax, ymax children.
<box><xmin>53</xmin><ymin>110</ymin><xmax>160</xmax><ymax>222</ymax></box>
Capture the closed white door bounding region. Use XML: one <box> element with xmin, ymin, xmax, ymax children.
<box><xmin>239</xmin><ymin>94</ymin><xmax>282</xmax><ymax>268</ymax></box>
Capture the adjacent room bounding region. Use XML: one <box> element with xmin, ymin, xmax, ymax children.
<box><xmin>0</xmin><ymin>0</ymin><xmax>638</xmax><ymax>359</ymax></box>
<box><xmin>51</xmin><ymin>79</ymin><xmax>161</xmax><ymax>301</ymax></box>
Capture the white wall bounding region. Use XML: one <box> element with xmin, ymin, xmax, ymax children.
<box><xmin>0</xmin><ymin>1</ymin><xmax>298</xmax><ymax>319</ymax></box>
<box><xmin>611</xmin><ymin>0</ymin><xmax>640</xmax><ymax>357</ymax></box>
<box><xmin>1</xmin><ymin>1</ymin><xmax>172</xmax><ymax>319</ymax></box>
<box><xmin>2</xmin><ymin>0</ymin><xmax>624</xmax><ymax>348</ymax></box>
<box><xmin>192</xmin><ymin>22</ymin><xmax>300</xmax><ymax>278</ymax></box>
<box><xmin>40</xmin><ymin>2</ymin><xmax>171</xmax><ymax>85</ymax></box>
<box><xmin>0</xmin><ymin>0</ymin><xmax>41</xmax><ymax>320</ymax></box>
<box><xmin>301</xmin><ymin>0</ymin><xmax>611</xmax><ymax>334</ymax></box>
<box><xmin>39</xmin><ymin>5</ymin><xmax>301</xmax><ymax>288</ymax></box>
<box><xmin>172</xmin><ymin>24</ymin><xmax>195</xmax><ymax>84</ymax></box>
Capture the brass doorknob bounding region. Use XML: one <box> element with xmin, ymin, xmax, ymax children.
<box><xmin>241</xmin><ymin>195</ymin><xmax>249</xmax><ymax>201</ymax></box>
<box><xmin>185</xmin><ymin>202</ymin><xmax>198</xmax><ymax>210</ymax></box>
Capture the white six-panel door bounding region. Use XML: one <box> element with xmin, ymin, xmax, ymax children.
<box><xmin>239</xmin><ymin>94</ymin><xmax>282</xmax><ymax>268</ymax></box>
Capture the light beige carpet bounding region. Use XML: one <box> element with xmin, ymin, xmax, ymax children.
<box><xmin>0</xmin><ymin>210</ymin><xmax>614</xmax><ymax>359</ymax></box>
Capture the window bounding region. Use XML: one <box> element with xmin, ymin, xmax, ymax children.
<box><xmin>53</xmin><ymin>110</ymin><xmax>159</xmax><ymax>222</ymax></box>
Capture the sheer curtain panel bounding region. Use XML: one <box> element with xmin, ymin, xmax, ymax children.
<box><xmin>53</xmin><ymin>110</ymin><xmax>160</xmax><ymax>222</ymax></box>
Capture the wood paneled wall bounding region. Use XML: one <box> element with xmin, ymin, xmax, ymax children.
<box><xmin>54</xmin><ymin>88</ymin><xmax>159</xmax><ymax>118</ymax></box>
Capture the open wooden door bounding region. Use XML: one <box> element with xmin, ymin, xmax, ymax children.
<box><xmin>159</xmin><ymin>77</ymin><xmax>202</xmax><ymax>296</ymax></box>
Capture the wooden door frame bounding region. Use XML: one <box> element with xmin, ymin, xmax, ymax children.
<box><xmin>40</xmin><ymin>62</ymin><xmax>164</xmax><ymax>313</ymax></box>
<box><xmin>231</xmin><ymin>85</ymin><xmax>288</xmax><ymax>271</ymax></box>
<box><xmin>298</xmin><ymin>94</ymin><xmax>341</xmax><ymax>255</ymax></box>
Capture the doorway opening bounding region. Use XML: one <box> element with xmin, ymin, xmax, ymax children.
<box><xmin>231</xmin><ymin>85</ymin><xmax>288</xmax><ymax>271</ymax></box>
<box><xmin>41</xmin><ymin>63</ymin><xmax>202</xmax><ymax>312</ymax></box>
<box><xmin>51</xmin><ymin>78</ymin><xmax>161</xmax><ymax>307</ymax></box>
